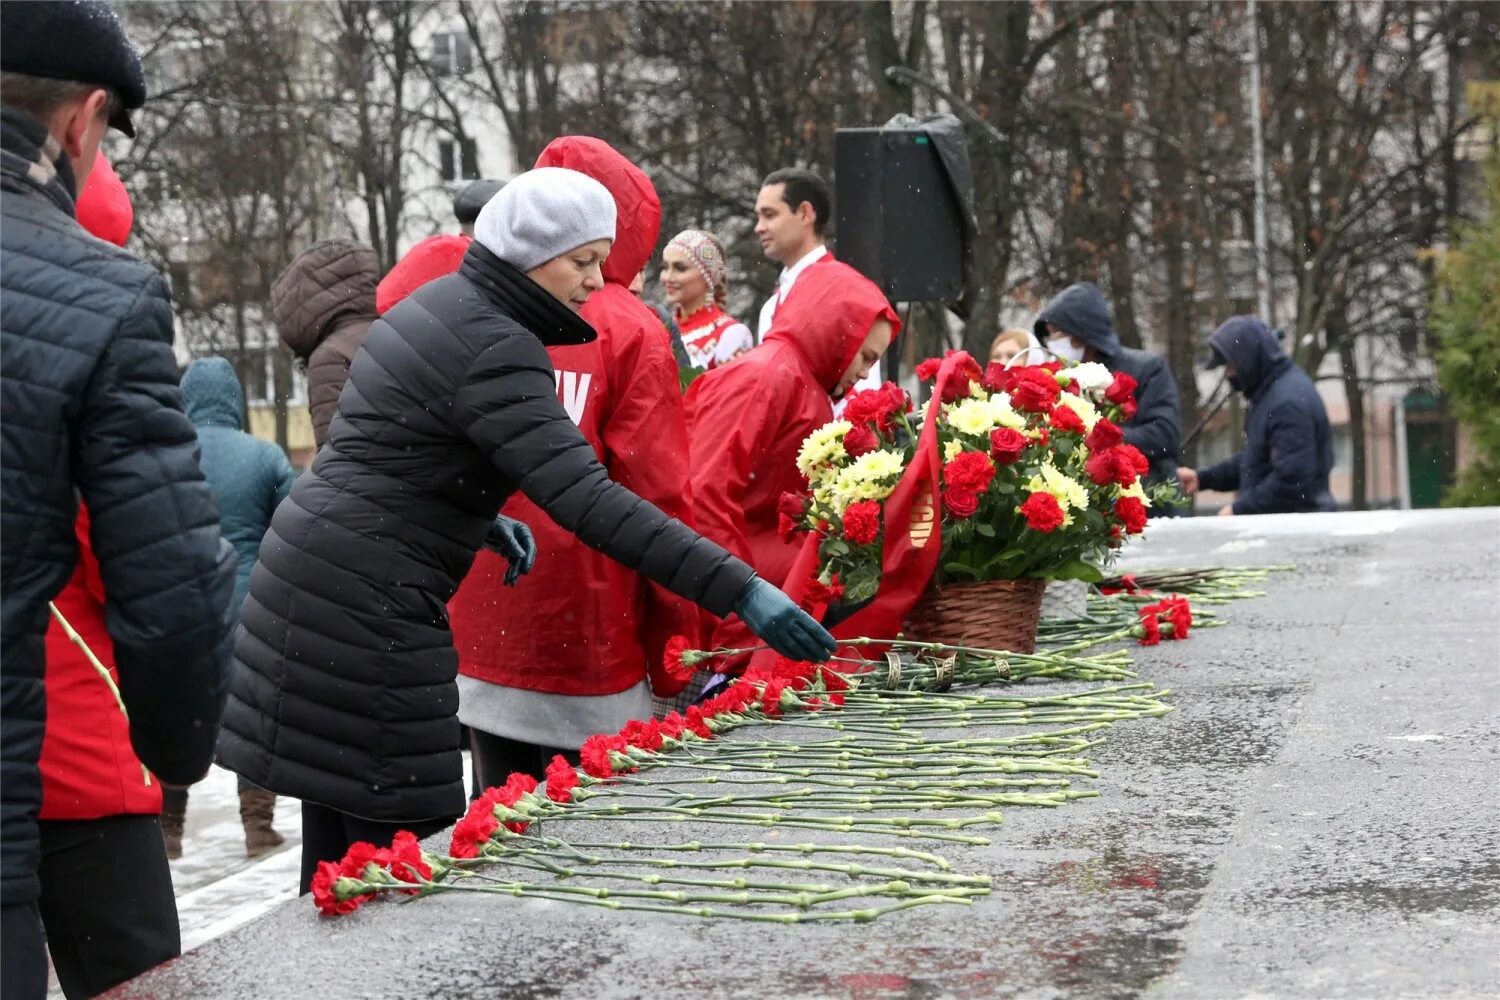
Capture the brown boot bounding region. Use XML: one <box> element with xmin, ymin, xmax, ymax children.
<box><xmin>160</xmin><ymin>791</ymin><xmax>186</xmax><ymax>860</ymax></box>
<box><xmin>239</xmin><ymin>787</ymin><xmax>285</xmax><ymax>858</ymax></box>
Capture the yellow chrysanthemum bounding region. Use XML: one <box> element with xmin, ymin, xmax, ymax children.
<box><xmin>1028</xmin><ymin>462</ymin><xmax>1089</xmax><ymax>511</ymax></box>
<box><xmin>944</xmin><ymin>440</ymin><xmax>965</xmax><ymax>462</ymax></box>
<box><xmin>1119</xmin><ymin>479</ymin><xmax>1152</xmax><ymax>508</ymax></box>
<box><xmin>945</xmin><ymin>395</ymin><xmax>1026</xmax><ymax>437</ymax></box>
<box><xmin>796</xmin><ymin>420</ymin><xmax>853</xmax><ymax>482</ymax></box>
<box><xmin>829</xmin><ymin>449</ymin><xmax>906</xmax><ymax>512</ymax></box>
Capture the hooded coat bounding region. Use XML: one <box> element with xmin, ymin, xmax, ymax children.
<box><xmin>447</xmin><ymin>136</ymin><xmax>702</xmax><ymax>728</ymax></box>
<box><xmin>686</xmin><ymin>262</ymin><xmax>900</xmax><ymax>596</ymax></box>
<box><xmin>1035</xmin><ymin>283</ymin><xmax>1182</xmax><ymax>494</ymax></box>
<box><xmin>180</xmin><ymin>359</ymin><xmax>297</xmax><ymax>616</ymax></box>
<box><xmin>271</xmin><ymin>240</ymin><xmax>380</xmax><ymax>451</ymax></box>
<box><xmin>217</xmin><ymin>239</ymin><xmax>756</xmax><ymax>823</ymax></box>
<box><xmin>1199</xmin><ymin>317</ymin><xmax>1336</xmax><ymax>514</ymax></box>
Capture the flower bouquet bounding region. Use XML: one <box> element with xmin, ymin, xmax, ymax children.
<box><xmin>781</xmin><ymin>350</ymin><xmax>1173</xmax><ymax>652</ymax></box>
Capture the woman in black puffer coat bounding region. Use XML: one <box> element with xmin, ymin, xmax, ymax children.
<box><xmin>216</xmin><ymin>168</ymin><xmax>835</xmax><ymax>891</ymax></box>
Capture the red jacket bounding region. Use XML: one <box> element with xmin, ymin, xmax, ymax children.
<box><xmin>39</xmin><ymin>510</ymin><xmax>161</xmax><ymax>819</ymax></box>
<box><xmin>447</xmin><ymin>136</ymin><xmax>700</xmax><ymax>697</ymax></box>
<box><xmin>685</xmin><ymin>263</ymin><xmax>899</xmax><ymax>598</ymax></box>
<box><xmin>377</xmin><ymin>234</ymin><xmax>471</xmax><ymax>316</ymax></box>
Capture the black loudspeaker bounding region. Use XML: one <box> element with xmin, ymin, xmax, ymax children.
<box><xmin>834</xmin><ymin>127</ymin><xmax>966</xmax><ymax>303</ymax></box>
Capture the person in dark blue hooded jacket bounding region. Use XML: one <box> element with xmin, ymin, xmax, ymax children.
<box><xmin>1177</xmin><ymin>317</ymin><xmax>1336</xmax><ymax>516</ymax></box>
<box><xmin>172</xmin><ymin>358</ymin><xmax>297</xmax><ymax>858</ymax></box>
<box><xmin>1035</xmin><ymin>282</ymin><xmax>1183</xmax><ymax>506</ymax></box>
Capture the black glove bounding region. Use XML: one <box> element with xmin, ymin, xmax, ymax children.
<box><xmin>484</xmin><ymin>515</ymin><xmax>536</xmax><ymax>586</ymax></box>
<box><xmin>733</xmin><ymin>578</ymin><xmax>838</xmax><ymax>662</ymax></box>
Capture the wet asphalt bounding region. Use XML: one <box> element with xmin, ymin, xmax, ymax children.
<box><xmin>109</xmin><ymin>507</ymin><xmax>1500</xmax><ymax>999</ymax></box>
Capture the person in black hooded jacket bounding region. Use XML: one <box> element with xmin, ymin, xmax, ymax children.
<box><xmin>1035</xmin><ymin>282</ymin><xmax>1183</xmax><ymax>508</ymax></box>
<box><xmin>1177</xmin><ymin>316</ymin><xmax>1336</xmax><ymax>516</ymax></box>
<box><xmin>216</xmin><ymin>167</ymin><xmax>837</xmax><ymax>893</ymax></box>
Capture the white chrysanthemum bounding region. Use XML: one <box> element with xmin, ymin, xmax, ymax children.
<box><xmin>796</xmin><ymin>420</ymin><xmax>853</xmax><ymax>481</ymax></box>
<box><xmin>1119</xmin><ymin>479</ymin><xmax>1152</xmax><ymax>508</ymax></box>
<box><xmin>1069</xmin><ymin>362</ymin><xmax>1114</xmax><ymax>393</ymax></box>
<box><xmin>943</xmin><ymin>440</ymin><xmax>964</xmax><ymax>462</ymax></box>
<box><xmin>1028</xmin><ymin>462</ymin><xmax>1089</xmax><ymax>511</ymax></box>
<box><xmin>1057</xmin><ymin>391</ymin><xmax>1100</xmax><ymax>431</ymax></box>
<box><xmin>829</xmin><ymin>449</ymin><xmax>905</xmax><ymax>512</ymax></box>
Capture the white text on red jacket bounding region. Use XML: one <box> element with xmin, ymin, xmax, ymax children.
<box><xmin>554</xmin><ymin>370</ymin><xmax>592</xmax><ymax>425</ymax></box>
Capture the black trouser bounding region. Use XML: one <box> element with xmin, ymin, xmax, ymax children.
<box><xmin>298</xmin><ymin>802</ymin><xmax>454</xmax><ymax>895</ymax></box>
<box><xmin>468</xmin><ymin>729</ymin><xmax>579</xmax><ymax>796</ymax></box>
<box><xmin>38</xmin><ymin>815</ymin><xmax>179</xmax><ymax>1000</ymax></box>
<box><xmin>2</xmin><ymin>901</ymin><xmax>47</xmax><ymax>1000</ymax></box>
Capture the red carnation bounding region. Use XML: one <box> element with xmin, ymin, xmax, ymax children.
<box><xmin>759</xmin><ymin>680</ymin><xmax>786</xmax><ymax>715</ymax></box>
<box><xmin>841</xmin><ymin>500</ymin><xmax>881</xmax><ymax>546</ymax></box>
<box><xmin>1019</xmin><ymin>491</ymin><xmax>1067</xmax><ymax>533</ymax></box>
<box><xmin>1136</xmin><ymin>611</ymin><xmax>1162</xmax><ymax>645</ymax></box>
<box><xmin>1105</xmin><ymin>372</ymin><xmax>1138</xmax><ymax>406</ymax></box>
<box><xmin>545</xmin><ymin>755</ymin><xmax>580</xmax><ymax>803</ymax></box>
<box><xmin>989</xmin><ymin>427</ymin><xmax>1027</xmax><ymax>465</ymax></box>
<box><xmin>943</xmin><ymin>451</ymin><xmax>997</xmax><ymax>493</ymax></box>
<box><xmin>384</xmin><ymin>830</ymin><xmax>432</xmax><ymax>889</ymax></box>
<box><xmin>1085</xmin><ymin>418</ymin><xmax>1123</xmax><ymax>452</ymax></box>
<box><xmin>982</xmin><ymin>362</ymin><xmax>1009</xmax><ymax>393</ymax></box>
<box><xmin>844</xmin><ymin>424</ymin><xmax>879</xmax><ymax>457</ymax></box>
<box><xmin>1116</xmin><ymin>495</ymin><xmax>1148</xmax><ymax>535</ymax></box>
<box><xmin>943</xmin><ymin>487</ymin><xmax>980</xmax><ymax>519</ymax></box>
<box><xmin>620</xmin><ymin>718</ymin><xmax>664</xmax><ymax>752</ymax></box>
<box><xmin>914</xmin><ymin>357</ymin><xmax>942</xmax><ymax>381</ymax></box>
<box><xmin>580</xmin><ymin>733</ymin><xmax>625</xmax><ymax>778</ymax></box>
<box><xmin>1085</xmin><ymin>444</ymin><xmax>1150</xmax><ymax>487</ymax></box>
<box><xmin>658</xmin><ymin>712</ymin><xmax>687</xmax><ymax>740</ymax></box>
<box><xmin>311</xmin><ymin>861</ymin><xmax>368</xmax><ymax>916</ymax></box>
<box><xmin>663</xmin><ymin>634</ymin><xmax>697</xmax><ymax>682</ymax></box>
<box><xmin>339</xmin><ymin>841</ymin><xmax>381</xmax><ymax>878</ymax></box>
<box><xmin>502</xmin><ymin>772</ymin><xmax>539</xmax><ymax>802</ymax></box>
<box><xmin>1049</xmin><ymin>404</ymin><xmax>1086</xmax><ymax>434</ymax></box>
<box><xmin>805</xmin><ymin>573</ymin><xmax>844</xmax><ymax>606</ymax></box>
<box><xmin>684</xmin><ymin>705</ymin><xmax>713</xmax><ymax>738</ymax></box>
<box><xmin>1008</xmin><ymin>367</ymin><xmax>1062</xmax><ymax>413</ymax></box>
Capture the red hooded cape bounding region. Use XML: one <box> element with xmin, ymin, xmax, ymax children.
<box><xmin>376</xmin><ymin>234</ymin><xmax>471</xmax><ymax>316</ymax></box>
<box><xmin>685</xmin><ymin>261</ymin><xmax>899</xmax><ymax>643</ymax></box>
<box><xmin>41</xmin><ymin>169</ymin><xmax>162</xmax><ymax>818</ymax></box>
<box><xmin>447</xmin><ymin>136</ymin><xmax>701</xmax><ymax>698</ymax></box>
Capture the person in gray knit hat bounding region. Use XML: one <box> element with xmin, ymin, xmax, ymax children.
<box><xmin>217</xmin><ymin>165</ymin><xmax>837</xmax><ymax>893</ymax></box>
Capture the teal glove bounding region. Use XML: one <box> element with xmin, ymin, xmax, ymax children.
<box><xmin>733</xmin><ymin>578</ymin><xmax>837</xmax><ymax>662</ymax></box>
<box><xmin>483</xmin><ymin>515</ymin><xmax>536</xmax><ymax>586</ymax></box>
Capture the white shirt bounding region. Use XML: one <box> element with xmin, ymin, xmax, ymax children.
<box><xmin>756</xmin><ymin>244</ymin><xmax>830</xmax><ymax>337</ymax></box>
<box><xmin>756</xmin><ymin>244</ymin><xmax>882</xmax><ymax>405</ymax></box>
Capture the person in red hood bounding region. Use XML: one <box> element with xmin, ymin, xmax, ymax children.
<box><xmin>426</xmin><ymin>136</ymin><xmax>702</xmax><ymax>785</ymax></box>
<box><xmin>37</xmin><ymin>154</ymin><xmax>183</xmax><ymax>1000</ymax></box>
<box><xmin>685</xmin><ymin>262</ymin><xmax>899</xmax><ymax>606</ymax></box>
<box><xmin>376</xmin><ymin>234</ymin><xmax>471</xmax><ymax>316</ymax></box>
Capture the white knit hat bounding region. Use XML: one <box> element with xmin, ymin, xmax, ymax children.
<box><xmin>473</xmin><ymin>167</ymin><xmax>616</xmax><ymax>272</ymax></box>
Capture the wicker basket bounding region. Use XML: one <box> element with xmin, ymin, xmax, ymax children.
<box><xmin>903</xmin><ymin>578</ymin><xmax>1047</xmax><ymax>653</ymax></box>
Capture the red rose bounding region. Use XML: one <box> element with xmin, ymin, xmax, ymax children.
<box><xmin>1120</xmin><ymin>398</ymin><xmax>1138</xmax><ymax>420</ymax></box>
<box><xmin>1040</xmin><ymin>360</ymin><xmax>1065</xmax><ymax>374</ymax></box>
<box><xmin>953</xmin><ymin>351</ymin><xmax>983</xmax><ymax>384</ymax></box>
<box><xmin>844</xmin><ymin>424</ymin><xmax>879</xmax><ymax>457</ymax></box>
<box><xmin>943</xmin><ymin>451</ymin><xmax>997</xmax><ymax>493</ymax></box>
<box><xmin>1019</xmin><ymin>491</ymin><xmax>1067</xmax><ymax>533</ymax></box>
<box><xmin>1008</xmin><ymin>367</ymin><xmax>1062</xmax><ymax>413</ymax></box>
<box><xmin>1105</xmin><ymin>372</ymin><xmax>1138</xmax><ymax>406</ymax></box>
<box><xmin>989</xmin><ymin>427</ymin><xmax>1027</xmax><ymax>465</ymax></box>
<box><xmin>777</xmin><ymin>491</ymin><xmax>807</xmax><ymax>519</ymax></box>
<box><xmin>545</xmin><ymin>755</ymin><xmax>580</xmax><ymax>803</ymax></box>
<box><xmin>982</xmin><ymin>362</ymin><xmax>1009</xmax><ymax>393</ymax></box>
<box><xmin>1049</xmin><ymin>404</ymin><xmax>1086</xmax><ymax>434</ymax></box>
<box><xmin>943</xmin><ymin>487</ymin><xmax>980</xmax><ymax>518</ymax></box>
<box><xmin>1116</xmin><ymin>495</ymin><xmax>1148</xmax><ymax>534</ymax></box>
<box><xmin>841</xmin><ymin>500</ymin><xmax>881</xmax><ymax>545</ymax></box>
<box><xmin>914</xmin><ymin>357</ymin><xmax>942</xmax><ymax>381</ymax></box>
<box><xmin>778</xmin><ymin>511</ymin><xmax>800</xmax><ymax>541</ymax></box>
<box><xmin>1085</xmin><ymin>418</ymin><xmax>1123</xmax><ymax>452</ymax></box>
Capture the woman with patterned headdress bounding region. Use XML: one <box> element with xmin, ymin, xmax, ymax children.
<box><xmin>660</xmin><ymin>229</ymin><xmax>754</xmax><ymax>370</ymax></box>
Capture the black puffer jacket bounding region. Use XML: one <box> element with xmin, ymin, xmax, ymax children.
<box><xmin>1036</xmin><ymin>282</ymin><xmax>1183</xmax><ymax>499</ymax></box>
<box><xmin>218</xmin><ymin>243</ymin><xmax>756</xmax><ymax>822</ymax></box>
<box><xmin>1</xmin><ymin>111</ymin><xmax>236</xmax><ymax>904</ymax></box>
<box><xmin>1199</xmin><ymin>317</ymin><xmax>1336</xmax><ymax>514</ymax></box>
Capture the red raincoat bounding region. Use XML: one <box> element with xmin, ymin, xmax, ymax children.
<box><xmin>685</xmin><ymin>262</ymin><xmax>899</xmax><ymax>601</ymax></box>
<box><xmin>376</xmin><ymin>234</ymin><xmax>471</xmax><ymax>316</ymax></box>
<box><xmin>447</xmin><ymin>136</ymin><xmax>700</xmax><ymax>697</ymax></box>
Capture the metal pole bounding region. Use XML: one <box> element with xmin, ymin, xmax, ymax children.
<box><xmin>1247</xmin><ymin>0</ymin><xmax>1272</xmax><ymax>324</ymax></box>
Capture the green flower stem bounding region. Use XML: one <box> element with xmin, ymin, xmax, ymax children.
<box><xmin>543</xmin><ymin>810</ymin><xmax>993</xmax><ymax>845</ymax></box>
<box><xmin>516</xmin><ymin>836</ymin><xmax>957</xmax><ymax>870</ymax></box>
